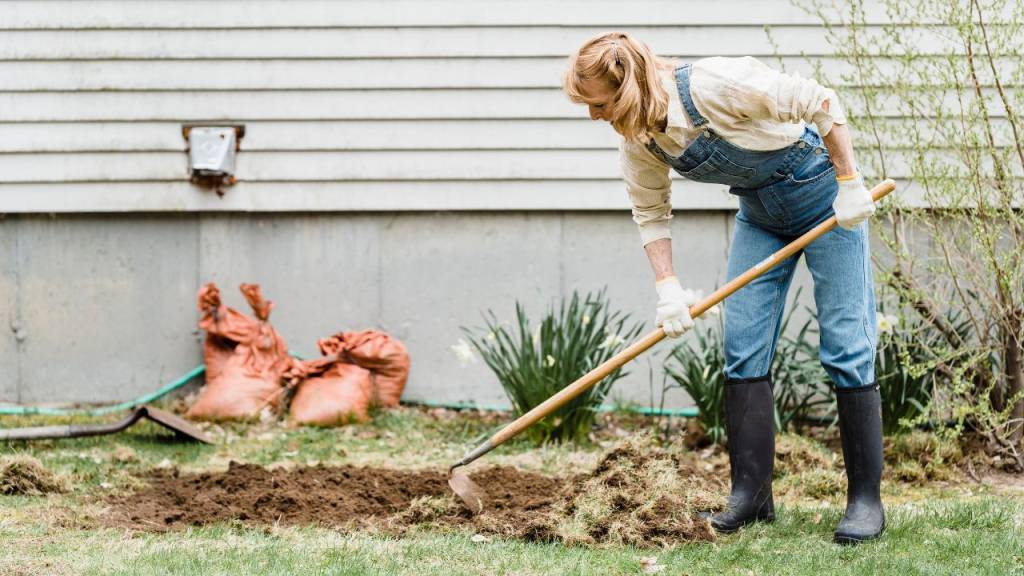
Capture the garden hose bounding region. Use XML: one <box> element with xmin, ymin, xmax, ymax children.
<box><xmin>0</xmin><ymin>362</ymin><xmax>699</xmax><ymax>418</ymax></box>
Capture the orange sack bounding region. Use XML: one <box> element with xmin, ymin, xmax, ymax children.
<box><xmin>289</xmin><ymin>360</ymin><xmax>373</xmax><ymax>425</ymax></box>
<box><xmin>187</xmin><ymin>283</ymin><xmax>293</xmax><ymax>421</ymax></box>
<box><xmin>324</xmin><ymin>330</ymin><xmax>410</xmax><ymax>407</ymax></box>
<box><xmin>289</xmin><ymin>330</ymin><xmax>410</xmax><ymax>426</ymax></box>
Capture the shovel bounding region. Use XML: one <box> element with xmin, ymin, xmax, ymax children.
<box><xmin>0</xmin><ymin>405</ymin><xmax>213</xmax><ymax>444</ymax></box>
<box><xmin>449</xmin><ymin>179</ymin><xmax>897</xmax><ymax>514</ymax></box>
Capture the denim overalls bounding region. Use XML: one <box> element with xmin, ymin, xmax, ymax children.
<box><xmin>648</xmin><ymin>64</ymin><xmax>877</xmax><ymax>389</ymax></box>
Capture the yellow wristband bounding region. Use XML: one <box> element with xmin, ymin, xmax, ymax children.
<box><xmin>655</xmin><ymin>275</ymin><xmax>678</xmax><ymax>286</ymax></box>
<box><xmin>836</xmin><ymin>173</ymin><xmax>860</xmax><ymax>182</ymax></box>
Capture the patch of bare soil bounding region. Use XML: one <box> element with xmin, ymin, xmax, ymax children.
<box><xmin>103</xmin><ymin>437</ymin><xmax>724</xmax><ymax>547</ymax></box>
<box><xmin>102</xmin><ymin>461</ymin><xmax>553</xmax><ymax>531</ymax></box>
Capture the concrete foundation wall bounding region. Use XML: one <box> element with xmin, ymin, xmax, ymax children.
<box><xmin>0</xmin><ymin>210</ymin><xmax>822</xmax><ymax>408</ymax></box>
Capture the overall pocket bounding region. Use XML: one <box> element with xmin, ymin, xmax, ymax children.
<box><xmin>681</xmin><ymin>149</ymin><xmax>757</xmax><ymax>187</ymax></box>
<box><xmin>768</xmin><ymin>153</ymin><xmax>838</xmax><ymax>231</ymax></box>
<box><xmin>783</xmin><ymin>150</ymin><xmax>835</xmax><ymax>184</ymax></box>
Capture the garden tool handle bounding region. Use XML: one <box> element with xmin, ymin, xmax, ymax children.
<box><xmin>0</xmin><ymin>410</ymin><xmax>144</xmax><ymax>441</ymax></box>
<box><xmin>452</xmin><ymin>179</ymin><xmax>896</xmax><ymax>470</ymax></box>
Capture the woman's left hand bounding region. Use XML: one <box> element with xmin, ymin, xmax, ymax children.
<box><xmin>833</xmin><ymin>173</ymin><xmax>876</xmax><ymax>229</ymax></box>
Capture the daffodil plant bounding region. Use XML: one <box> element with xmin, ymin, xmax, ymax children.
<box><xmin>462</xmin><ymin>289</ymin><xmax>643</xmax><ymax>444</ymax></box>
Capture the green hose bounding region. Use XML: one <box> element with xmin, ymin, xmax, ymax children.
<box><xmin>396</xmin><ymin>398</ymin><xmax>699</xmax><ymax>417</ymax></box>
<box><xmin>0</xmin><ymin>352</ymin><xmax>308</xmax><ymax>417</ymax></box>
<box><xmin>0</xmin><ymin>363</ymin><xmax>699</xmax><ymax>418</ymax></box>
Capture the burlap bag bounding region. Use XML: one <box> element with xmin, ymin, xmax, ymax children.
<box><xmin>287</xmin><ymin>329</ymin><xmax>410</xmax><ymax>426</ymax></box>
<box><xmin>289</xmin><ymin>361</ymin><xmax>373</xmax><ymax>425</ymax></box>
<box><xmin>325</xmin><ymin>330</ymin><xmax>410</xmax><ymax>407</ymax></box>
<box><xmin>186</xmin><ymin>283</ymin><xmax>292</xmax><ymax>421</ymax></box>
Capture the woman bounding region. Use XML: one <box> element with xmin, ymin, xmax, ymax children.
<box><xmin>563</xmin><ymin>32</ymin><xmax>884</xmax><ymax>545</ymax></box>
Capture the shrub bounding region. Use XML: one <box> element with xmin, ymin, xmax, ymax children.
<box><xmin>463</xmin><ymin>288</ymin><xmax>644</xmax><ymax>444</ymax></box>
<box><xmin>790</xmin><ymin>0</ymin><xmax>1024</xmax><ymax>466</ymax></box>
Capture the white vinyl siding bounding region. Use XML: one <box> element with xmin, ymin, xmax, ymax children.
<box><xmin>0</xmin><ymin>0</ymin><xmax>982</xmax><ymax>213</ymax></box>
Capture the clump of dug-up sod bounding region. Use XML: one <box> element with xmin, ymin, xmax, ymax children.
<box><xmin>512</xmin><ymin>435</ymin><xmax>725</xmax><ymax>547</ymax></box>
<box><xmin>773</xmin><ymin>434</ymin><xmax>844</xmax><ymax>499</ymax></box>
<box><xmin>0</xmin><ymin>455</ymin><xmax>71</xmax><ymax>496</ymax></box>
<box><xmin>774</xmin><ymin>433</ymin><xmax>835</xmax><ymax>477</ymax></box>
<box><xmin>389</xmin><ymin>495</ymin><xmax>457</xmax><ymax>531</ymax></box>
<box><xmin>885</xmin><ymin>431</ymin><xmax>963</xmax><ymax>483</ymax></box>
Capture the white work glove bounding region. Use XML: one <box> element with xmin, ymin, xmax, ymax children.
<box><xmin>655</xmin><ymin>276</ymin><xmax>697</xmax><ymax>338</ymax></box>
<box><xmin>833</xmin><ymin>172</ymin><xmax>876</xmax><ymax>230</ymax></box>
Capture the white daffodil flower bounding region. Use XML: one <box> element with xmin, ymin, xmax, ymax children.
<box><xmin>545</xmin><ymin>354</ymin><xmax>556</xmax><ymax>367</ymax></box>
<box><xmin>598</xmin><ymin>333</ymin><xmax>625</xmax><ymax>349</ymax></box>
<box><xmin>876</xmin><ymin>313</ymin><xmax>898</xmax><ymax>334</ymax></box>
<box><xmin>450</xmin><ymin>338</ymin><xmax>477</xmax><ymax>366</ymax></box>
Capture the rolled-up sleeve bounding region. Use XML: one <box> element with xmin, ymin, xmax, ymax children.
<box><xmin>700</xmin><ymin>56</ymin><xmax>847</xmax><ymax>136</ymax></box>
<box><xmin>620</xmin><ymin>139</ymin><xmax>672</xmax><ymax>246</ymax></box>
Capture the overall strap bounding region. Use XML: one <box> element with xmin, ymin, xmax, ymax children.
<box><xmin>675</xmin><ymin>64</ymin><xmax>708</xmax><ymax>128</ymax></box>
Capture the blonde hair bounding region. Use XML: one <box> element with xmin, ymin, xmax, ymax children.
<box><xmin>562</xmin><ymin>32</ymin><xmax>672</xmax><ymax>143</ymax></box>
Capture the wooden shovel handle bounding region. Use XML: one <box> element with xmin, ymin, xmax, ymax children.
<box><xmin>488</xmin><ymin>179</ymin><xmax>896</xmax><ymax>447</ymax></box>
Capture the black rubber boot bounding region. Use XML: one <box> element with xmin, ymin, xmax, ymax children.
<box><xmin>834</xmin><ymin>383</ymin><xmax>886</xmax><ymax>545</ymax></box>
<box><xmin>708</xmin><ymin>376</ymin><xmax>775</xmax><ymax>533</ymax></box>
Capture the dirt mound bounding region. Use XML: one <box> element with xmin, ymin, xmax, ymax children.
<box><xmin>104</xmin><ymin>437</ymin><xmax>725</xmax><ymax>547</ymax></box>
<box><xmin>0</xmin><ymin>455</ymin><xmax>70</xmax><ymax>496</ymax></box>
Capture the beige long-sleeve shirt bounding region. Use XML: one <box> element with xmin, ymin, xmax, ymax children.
<box><xmin>623</xmin><ymin>56</ymin><xmax>847</xmax><ymax>245</ymax></box>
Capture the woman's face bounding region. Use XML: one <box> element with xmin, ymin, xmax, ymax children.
<box><xmin>579</xmin><ymin>77</ymin><xmax>616</xmax><ymax>122</ymax></box>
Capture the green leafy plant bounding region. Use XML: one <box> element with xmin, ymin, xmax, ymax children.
<box><xmin>664</xmin><ymin>318</ymin><xmax>727</xmax><ymax>444</ymax></box>
<box><xmin>462</xmin><ymin>288</ymin><xmax>644</xmax><ymax>444</ymax></box>
<box><xmin>875</xmin><ymin>308</ymin><xmax>932</xmax><ymax>435</ymax></box>
<box><xmin>875</xmin><ymin>298</ymin><xmax>980</xmax><ymax>435</ymax></box>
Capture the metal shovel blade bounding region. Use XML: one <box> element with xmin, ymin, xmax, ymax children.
<box><xmin>139</xmin><ymin>406</ymin><xmax>213</xmax><ymax>444</ymax></box>
<box><xmin>448</xmin><ymin>467</ymin><xmax>487</xmax><ymax>515</ymax></box>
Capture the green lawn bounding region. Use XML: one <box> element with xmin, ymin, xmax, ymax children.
<box><xmin>2</xmin><ymin>407</ymin><xmax>1022</xmax><ymax>576</ymax></box>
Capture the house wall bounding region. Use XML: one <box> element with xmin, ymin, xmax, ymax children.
<box><xmin>1</xmin><ymin>1</ymin><xmax>896</xmax><ymax>406</ymax></box>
